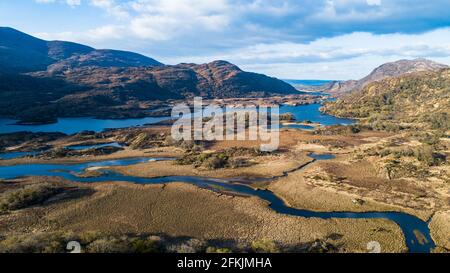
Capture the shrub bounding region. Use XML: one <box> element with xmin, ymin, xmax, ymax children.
<box><xmin>0</xmin><ymin>232</ymin><xmax>75</xmax><ymax>253</ymax></box>
<box><xmin>130</xmin><ymin>238</ymin><xmax>161</xmax><ymax>253</ymax></box>
<box><xmin>427</xmin><ymin>112</ymin><xmax>450</xmax><ymax>131</ymax></box>
<box><xmin>307</xmin><ymin>239</ymin><xmax>337</xmax><ymax>253</ymax></box>
<box><xmin>415</xmin><ymin>145</ymin><xmax>446</xmax><ymax>166</ymax></box>
<box><xmin>314</xmin><ymin>125</ymin><xmax>363</xmax><ymax>136</ymax></box>
<box><xmin>279</xmin><ymin>113</ymin><xmax>296</xmax><ymax>122</ymax></box>
<box><xmin>0</xmin><ymin>183</ymin><xmax>62</xmax><ymax>212</ymax></box>
<box><xmin>251</xmin><ymin>239</ymin><xmax>279</xmax><ymax>253</ymax></box>
<box><xmin>229</xmin><ymin>158</ymin><xmax>251</xmax><ymax>168</ymax></box>
<box><xmin>167</xmin><ymin>239</ymin><xmax>207</xmax><ymax>253</ymax></box>
<box><xmin>176</xmin><ymin>147</ymin><xmax>267</xmax><ymax>169</ymax></box>
<box><xmin>204</xmin><ymin>156</ymin><xmax>228</xmax><ymax>170</ymax></box>
<box><xmin>87</xmin><ymin>237</ymin><xmax>131</xmax><ymax>253</ymax></box>
<box><xmin>206</xmin><ymin>247</ymin><xmax>232</xmax><ymax>253</ymax></box>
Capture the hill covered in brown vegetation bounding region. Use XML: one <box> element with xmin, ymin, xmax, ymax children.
<box><xmin>0</xmin><ymin>28</ymin><xmax>298</xmax><ymax>123</ymax></box>
<box><xmin>323</xmin><ymin>69</ymin><xmax>450</xmax><ymax>133</ymax></box>
<box><xmin>325</xmin><ymin>59</ymin><xmax>448</xmax><ymax>96</ymax></box>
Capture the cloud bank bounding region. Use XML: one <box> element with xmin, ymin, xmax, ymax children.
<box><xmin>32</xmin><ymin>0</ymin><xmax>450</xmax><ymax>79</ymax></box>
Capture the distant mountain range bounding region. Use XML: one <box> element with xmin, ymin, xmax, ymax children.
<box><xmin>325</xmin><ymin>58</ymin><xmax>449</xmax><ymax>96</ymax></box>
<box><xmin>0</xmin><ymin>27</ymin><xmax>297</xmax><ymax>123</ymax></box>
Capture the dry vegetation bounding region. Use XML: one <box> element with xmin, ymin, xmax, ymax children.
<box><xmin>0</xmin><ymin>102</ymin><xmax>448</xmax><ymax>252</ymax></box>
<box><xmin>0</xmin><ymin>177</ymin><xmax>407</xmax><ymax>253</ymax></box>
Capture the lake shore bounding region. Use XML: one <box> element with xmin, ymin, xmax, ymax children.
<box><xmin>0</xmin><ymin>106</ymin><xmax>448</xmax><ymax>253</ymax></box>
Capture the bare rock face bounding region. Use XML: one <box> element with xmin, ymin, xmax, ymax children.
<box><xmin>325</xmin><ymin>59</ymin><xmax>448</xmax><ymax>96</ymax></box>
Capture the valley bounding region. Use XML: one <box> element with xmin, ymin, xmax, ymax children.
<box><xmin>0</xmin><ymin>27</ymin><xmax>448</xmax><ymax>254</ymax></box>
<box><xmin>0</xmin><ymin>97</ymin><xmax>448</xmax><ymax>253</ymax></box>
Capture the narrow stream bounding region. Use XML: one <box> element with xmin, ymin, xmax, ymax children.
<box><xmin>0</xmin><ymin>156</ymin><xmax>435</xmax><ymax>253</ymax></box>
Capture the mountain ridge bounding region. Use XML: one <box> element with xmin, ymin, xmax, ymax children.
<box><xmin>325</xmin><ymin>58</ymin><xmax>449</xmax><ymax>96</ymax></box>
<box><xmin>322</xmin><ymin>68</ymin><xmax>450</xmax><ymax>132</ymax></box>
<box><xmin>0</xmin><ymin>27</ymin><xmax>298</xmax><ymax>123</ymax></box>
<box><xmin>0</xmin><ymin>27</ymin><xmax>163</xmax><ymax>73</ymax></box>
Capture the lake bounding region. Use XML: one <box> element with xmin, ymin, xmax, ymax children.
<box><xmin>0</xmin><ymin>116</ymin><xmax>168</xmax><ymax>135</ymax></box>
<box><xmin>0</xmin><ymin>103</ymin><xmax>353</xmax><ymax>135</ymax></box>
<box><xmin>279</xmin><ymin>103</ymin><xmax>354</xmax><ymax>126</ymax></box>
<box><xmin>283</xmin><ymin>79</ymin><xmax>333</xmax><ymax>86</ymax></box>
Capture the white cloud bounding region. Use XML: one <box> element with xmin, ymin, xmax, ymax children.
<box><xmin>367</xmin><ymin>0</ymin><xmax>381</xmax><ymax>6</ymax></box>
<box><xmin>86</xmin><ymin>25</ymin><xmax>125</xmax><ymax>39</ymax></box>
<box><xmin>90</xmin><ymin>0</ymin><xmax>129</xmax><ymax>18</ymax></box>
<box><xmin>35</xmin><ymin>0</ymin><xmax>81</xmax><ymax>7</ymax></box>
<box><xmin>66</xmin><ymin>0</ymin><xmax>81</xmax><ymax>6</ymax></box>
<box><xmin>128</xmin><ymin>0</ymin><xmax>231</xmax><ymax>40</ymax></box>
<box><xmin>160</xmin><ymin>28</ymin><xmax>450</xmax><ymax>79</ymax></box>
<box><xmin>31</xmin><ymin>0</ymin><xmax>450</xmax><ymax>79</ymax></box>
<box><xmin>36</xmin><ymin>24</ymin><xmax>125</xmax><ymax>43</ymax></box>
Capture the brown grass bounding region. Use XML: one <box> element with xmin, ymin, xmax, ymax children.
<box><xmin>0</xmin><ymin>177</ymin><xmax>407</xmax><ymax>253</ymax></box>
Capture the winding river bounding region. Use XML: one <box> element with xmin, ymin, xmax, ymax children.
<box><xmin>0</xmin><ymin>156</ymin><xmax>436</xmax><ymax>253</ymax></box>
<box><xmin>0</xmin><ymin>103</ymin><xmax>435</xmax><ymax>253</ymax></box>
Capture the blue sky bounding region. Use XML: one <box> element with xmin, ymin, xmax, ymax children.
<box><xmin>1</xmin><ymin>0</ymin><xmax>450</xmax><ymax>80</ymax></box>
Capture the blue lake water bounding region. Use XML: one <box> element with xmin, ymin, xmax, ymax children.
<box><xmin>0</xmin><ymin>117</ymin><xmax>168</xmax><ymax>135</ymax></box>
<box><xmin>283</xmin><ymin>80</ymin><xmax>333</xmax><ymax>86</ymax></box>
<box><xmin>279</xmin><ymin>104</ymin><xmax>354</xmax><ymax>126</ymax></box>
<box><xmin>283</xmin><ymin>124</ymin><xmax>315</xmax><ymax>130</ymax></box>
<box><xmin>0</xmin><ymin>103</ymin><xmax>353</xmax><ymax>134</ymax></box>
<box><xmin>308</xmin><ymin>153</ymin><xmax>336</xmax><ymax>160</ymax></box>
<box><xmin>66</xmin><ymin>142</ymin><xmax>123</xmax><ymax>150</ymax></box>
<box><xmin>0</xmin><ymin>151</ymin><xmax>43</xmax><ymax>160</ymax></box>
<box><xmin>0</xmin><ymin>156</ymin><xmax>435</xmax><ymax>253</ymax></box>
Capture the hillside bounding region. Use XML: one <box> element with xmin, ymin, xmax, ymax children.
<box><xmin>325</xmin><ymin>59</ymin><xmax>448</xmax><ymax>96</ymax></box>
<box><xmin>31</xmin><ymin>60</ymin><xmax>297</xmax><ymax>102</ymax></box>
<box><xmin>0</xmin><ymin>28</ymin><xmax>298</xmax><ymax>123</ymax></box>
<box><xmin>322</xmin><ymin>69</ymin><xmax>450</xmax><ymax>132</ymax></box>
<box><xmin>0</xmin><ymin>27</ymin><xmax>162</xmax><ymax>73</ymax></box>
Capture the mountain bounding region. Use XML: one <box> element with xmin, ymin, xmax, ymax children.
<box><xmin>0</xmin><ymin>27</ymin><xmax>298</xmax><ymax>123</ymax></box>
<box><xmin>322</xmin><ymin>69</ymin><xmax>450</xmax><ymax>132</ymax></box>
<box><xmin>47</xmin><ymin>50</ymin><xmax>164</xmax><ymax>74</ymax></box>
<box><xmin>32</xmin><ymin>60</ymin><xmax>297</xmax><ymax>101</ymax></box>
<box><xmin>0</xmin><ymin>27</ymin><xmax>162</xmax><ymax>73</ymax></box>
<box><xmin>325</xmin><ymin>58</ymin><xmax>449</xmax><ymax>96</ymax></box>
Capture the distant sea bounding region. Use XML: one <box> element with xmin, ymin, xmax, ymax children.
<box><xmin>283</xmin><ymin>79</ymin><xmax>333</xmax><ymax>86</ymax></box>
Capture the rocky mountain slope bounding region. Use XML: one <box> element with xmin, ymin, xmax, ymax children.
<box><xmin>0</xmin><ymin>27</ymin><xmax>162</xmax><ymax>73</ymax></box>
<box><xmin>325</xmin><ymin>59</ymin><xmax>448</xmax><ymax>96</ymax></box>
<box><xmin>323</xmin><ymin>69</ymin><xmax>450</xmax><ymax>132</ymax></box>
<box><xmin>0</xmin><ymin>28</ymin><xmax>298</xmax><ymax>123</ymax></box>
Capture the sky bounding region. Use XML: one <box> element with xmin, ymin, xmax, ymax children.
<box><xmin>1</xmin><ymin>0</ymin><xmax>450</xmax><ymax>80</ymax></box>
